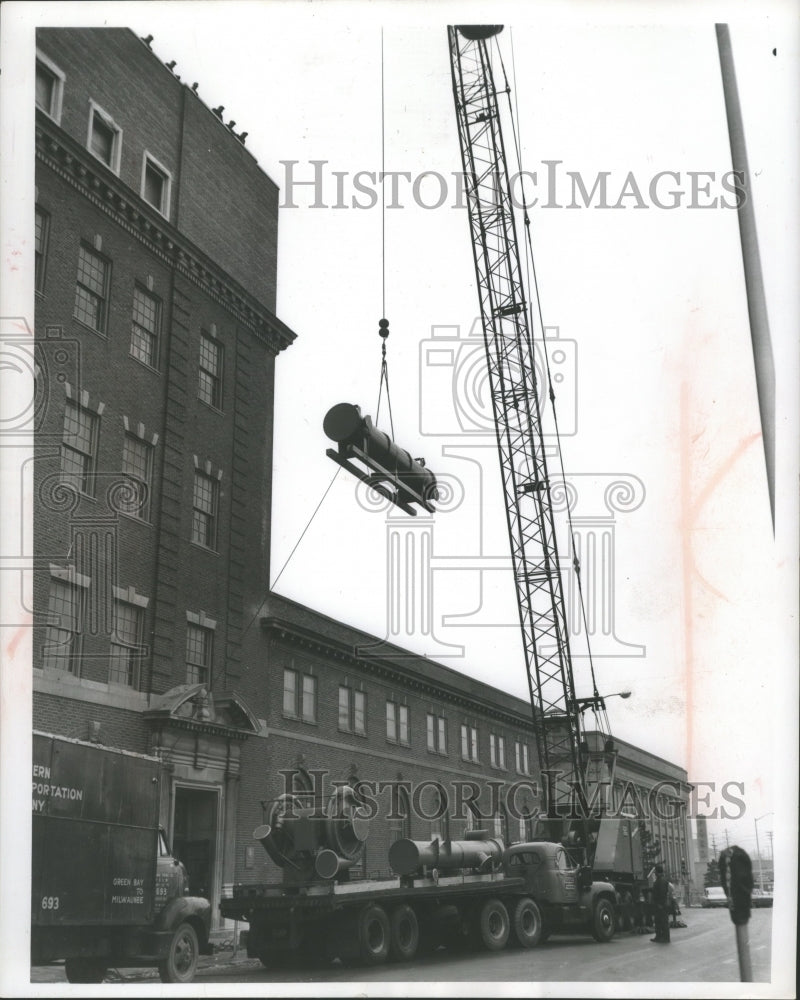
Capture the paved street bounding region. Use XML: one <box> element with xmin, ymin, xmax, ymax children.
<box><xmin>29</xmin><ymin>909</ymin><xmax>771</xmax><ymax>986</ymax></box>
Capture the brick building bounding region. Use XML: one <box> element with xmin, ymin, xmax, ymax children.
<box><xmin>32</xmin><ymin>27</ymin><xmax>691</xmax><ymax>929</ymax></box>
<box><xmin>32</xmin><ymin>27</ymin><xmax>543</xmax><ymax>927</ymax></box>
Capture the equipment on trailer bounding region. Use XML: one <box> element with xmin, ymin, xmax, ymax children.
<box><xmin>221</xmin><ymin>788</ymin><xmax>619</xmax><ymax>968</ymax></box>
<box><xmin>324</xmin><ymin>401</ymin><xmax>439</xmax><ymax>515</ymax></box>
<box><xmin>253</xmin><ymin>785</ymin><xmax>371</xmax><ymax>884</ymax></box>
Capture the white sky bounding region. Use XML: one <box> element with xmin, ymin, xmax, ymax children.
<box><xmin>1</xmin><ymin>2</ymin><xmax>798</xmax><ymax>995</ymax></box>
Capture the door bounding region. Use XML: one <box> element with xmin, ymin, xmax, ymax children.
<box><xmin>172</xmin><ymin>787</ymin><xmax>219</xmax><ymax>906</ymax></box>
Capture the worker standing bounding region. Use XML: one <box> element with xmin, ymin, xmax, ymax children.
<box><xmin>651</xmin><ymin>865</ymin><xmax>671</xmax><ymax>943</ymax></box>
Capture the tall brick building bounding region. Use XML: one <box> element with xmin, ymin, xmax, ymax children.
<box><xmin>33</xmin><ymin>28</ymin><xmax>692</xmax><ymax>928</ymax></box>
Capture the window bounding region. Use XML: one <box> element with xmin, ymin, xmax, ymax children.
<box><xmin>130</xmin><ymin>286</ymin><xmax>160</xmax><ymax>367</ymax></box>
<box><xmin>427</xmin><ymin>713</ymin><xmax>447</xmax><ymax>755</ymax></box>
<box><xmin>42</xmin><ymin>578</ymin><xmax>82</xmax><ymax>673</ymax></box>
<box><xmin>519</xmin><ymin>810</ymin><xmax>535</xmax><ymax>843</ymax></box>
<box><xmin>339</xmin><ymin>685</ymin><xmax>366</xmax><ymax>735</ymax></box>
<box><xmin>191</xmin><ymin>470</ymin><xmax>218</xmax><ymax>549</ymax></box>
<box><xmin>109</xmin><ymin>599</ymin><xmax>144</xmax><ymax>687</ymax></box>
<box><xmin>35</xmin><ymin>52</ymin><xmax>64</xmax><ymax>122</ymax></box>
<box><xmin>121</xmin><ymin>434</ymin><xmax>153</xmax><ymax>521</ymax></box>
<box><xmin>35</xmin><ymin>208</ymin><xmax>50</xmax><ymax>294</ymax></box>
<box><xmin>198</xmin><ymin>334</ymin><xmax>223</xmax><ymax>409</ymax></box>
<box><xmin>74</xmin><ymin>244</ymin><xmax>110</xmax><ymax>333</ymax></box>
<box><xmin>186</xmin><ymin>623</ymin><xmax>213</xmax><ymax>685</ymax></box>
<box><xmin>515</xmin><ymin>740</ymin><xmax>531</xmax><ymax>775</ymax></box>
<box><xmin>490</xmin><ymin>733</ymin><xmax>506</xmax><ymax>769</ymax></box>
<box><xmin>492</xmin><ymin>812</ymin><xmax>504</xmax><ymax>839</ymax></box>
<box><xmin>302</xmin><ymin>674</ymin><xmax>315</xmax><ymax>723</ymax></box>
<box><xmin>555</xmin><ymin>848</ymin><xmax>573</xmax><ymax>872</ymax></box>
<box><xmin>88</xmin><ymin>102</ymin><xmax>122</xmax><ymax>172</ymax></box>
<box><xmin>283</xmin><ymin>668</ymin><xmax>296</xmax><ymax>716</ymax></box>
<box><xmin>61</xmin><ymin>400</ymin><xmax>98</xmax><ymax>495</ymax></box>
<box><xmin>460</xmin><ymin>724</ymin><xmax>479</xmax><ymax>763</ymax></box>
<box><xmin>283</xmin><ymin>668</ymin><xmax>316</xmax><ymax>722</ymax></box>
<box><xmin>141</xmin><ymin>154</ymin><xmax>171</xmax><ymax>216</ymax></box>
<box><xmin>386</xmin><ymin>701</ymin><xmax>409</xmax><ymax>745</ymax></box>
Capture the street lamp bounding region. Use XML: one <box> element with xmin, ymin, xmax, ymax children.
<box><xmin>754</xmin><ymin>812</ymin><xmax>773</xmax><ymax>892</ymax></box>
<box><xmin>571</xmin><ymin>690</ymin><xmax>632</xmax><ymax>714</ymax></box>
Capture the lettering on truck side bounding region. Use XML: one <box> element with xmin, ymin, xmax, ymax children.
<box><xmin>31</xmin><ymin>760</ymin><xmax>84</xmax><ymax>811</ymax></box>
<box><xmin>112</xmin><ymin>877</ymin><xmax>147</xmax><ymax>904</ymax></box>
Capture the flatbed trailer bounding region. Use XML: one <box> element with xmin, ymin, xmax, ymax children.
<box><xmin>221</xmin><ymin>838</ymin><xmax>618</xmax><ymax>967</ymax></box>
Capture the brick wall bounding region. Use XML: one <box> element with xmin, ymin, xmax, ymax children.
<box><xmin>33</xmin><ymin>692</ymin><xmax>149</xmax><ymax>754</ymax></box>
<box><xmin>34</xmin><ymin>126</ymin><xmax>279</xmax><ymax>695</ymax></box>
<box><xmin>37</xmin><ymin>28</ymin><xmax>278</xmax><ymax>306</ymax></box>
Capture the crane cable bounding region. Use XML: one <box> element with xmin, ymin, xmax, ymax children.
<box><xmin>375</xmin><ymin>28</ymin><xmax>396</xmax><ymax>441</ymax></box>
<box><xmin>494</xmin><ymin>32</ymin><xmax>604</xmax><ymax>718</ymax></box>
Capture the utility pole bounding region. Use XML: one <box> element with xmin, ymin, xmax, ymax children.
<box><xmin>725</xmin><ymin>829</ymin><xmax>730</xmax><ymax>848</ymax></box>
<box><xmin>711</xmin><ymin>833</ymin><xmax>718</xmax><ymax>860</ymax></box>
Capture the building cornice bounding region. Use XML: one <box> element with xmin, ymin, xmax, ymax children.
<box><xmin>35</xmin><ymin>112</ymin><xmax>296</xmax><ymax>357</ymax></box>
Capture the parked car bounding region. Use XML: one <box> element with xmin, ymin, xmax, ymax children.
<box><xmin>701</xmin><ymin>886</ymin><xmax>729</xmax><ymax>908</ymax></box>
<box><xmin>751</xmin><ymin>889</ymin><xmax>774</xmax><ymax>908</ymax></box>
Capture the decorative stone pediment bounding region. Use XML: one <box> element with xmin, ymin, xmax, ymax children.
<box><xmin>144</xmin><ymin>684</ymin><xmax>261</xmax><ymax>739</ymax></box>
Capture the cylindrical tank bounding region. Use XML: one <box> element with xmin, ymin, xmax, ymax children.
<box><xmin>389</xmin><ymin>836</ymin><xmax>505</xmax><ymax>877</ymax></box>
<box><xmin>323</xmin><ymin>402</ymin><xmax>439</xmax><ymax>503</ymax></box>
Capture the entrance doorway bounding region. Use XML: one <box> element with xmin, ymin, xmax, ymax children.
<box><xmin>173</xmin><ymin>787</ymin><xmax>219</xmax><ymax>904</ymax></box>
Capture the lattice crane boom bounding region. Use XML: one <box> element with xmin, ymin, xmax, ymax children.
<box><xmin>448</xmin><ymin>25</ymin><xmax>588</xmax><ymax>808</ymax></box>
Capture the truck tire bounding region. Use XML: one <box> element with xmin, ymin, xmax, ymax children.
<box><xmin>159</xmin><ymin>921</ymin><xmax>199</xmax><ymax>982</ymax></box>
<box><xmin>477</xmin><ymin>898</ymin><xmax>510</xmax><ymax>951</ymax></box>
<box><xmin>389</xmin><ymin>903</ymin><xmax>419</xmax><ymax>961</ymax></box>
<box><xmin>64</xmin><ymin>958</ymin><xmax>106</xmax><ymax>983</ymax></box>
<box><xmin>591</xmin><ymin>898</ymin><xmax>616</xmax><ymax>943</ymax></box>
<box><xmin>511</xmin><ymin>897</ymin><xmax>543</xmax><ymax>948</ymax></box>
<box><xmin>358</xmin><ymin>903</ymin><xmax>391</xmax><ymax>965</ymax></box>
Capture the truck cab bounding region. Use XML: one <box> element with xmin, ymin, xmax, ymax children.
<box><xmin>504</xmin><ymin>842</ymin><xmax>617</xmax><ymax>941</ymax></box>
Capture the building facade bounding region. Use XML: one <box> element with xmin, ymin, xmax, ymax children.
<box><xmin>33</xmin><ymin>27</ymin><xmax>293</xmax><ymax>925</ymax></box>
<box><xmin>32</xmin><ymin>27</ymin><xmax>692</xmax><ymax>929</ymax></box>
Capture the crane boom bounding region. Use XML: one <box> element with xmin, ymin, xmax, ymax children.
<box><xmin>448</xmin><ymin>25</ymin><xmax>588</xmax><ymax>812</ymax></box>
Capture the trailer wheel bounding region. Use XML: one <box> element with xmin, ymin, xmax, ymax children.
<box><xmin>512</xmin><ymin>897</ymin><xmax>543</xmax><ymax>948</ymax></box>
<box><xmin>477</xmin><ymin>898</ymin><xmax>510</xmax><ymax>951</ymax></box>
<box><xmin>64</xmin><ymin>958</ymin><xmax>106</xmax><ymax>983</ymax></box>
<box><xmin>159</xmin><ymin>921</ymin><xmax>199</xmax><ymax>982</ymax></box>
<box><xmin>389</xmin><ymin>903</ymin><xmax>419</xmax><ymax>961</ymax></box>
<box><xmin>358</xmin><ymin>903</ymin><xmax>391</xmax><ymax>965</ymax></box>
<box><xmin>591</xmin><ymin>898</ymin><xmax>616</xmax><ymax>943</ymax></box>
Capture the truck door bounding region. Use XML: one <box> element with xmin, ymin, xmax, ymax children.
<box><xmin>553</xmin><ymin>847</ymin><xmax>579</xmax><ymax>904</ymax></box>
<box><xmin>155</xmin><ymin>829</ymin><xmax>185</xmax><ymax>912</ymax></box>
